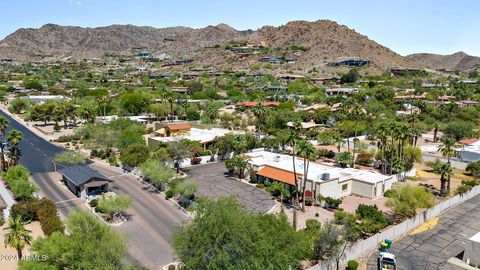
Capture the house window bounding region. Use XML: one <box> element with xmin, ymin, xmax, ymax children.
<box><xmin>342</xmin><ymin>184</ymin><xmax>348</xmax><ymax>191</ymax></box>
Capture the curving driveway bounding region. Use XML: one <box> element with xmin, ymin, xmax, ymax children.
<box><xmin>184</xmin><ymin>162</ymin><xmax>275</xmax><ymax>213</ymax></box>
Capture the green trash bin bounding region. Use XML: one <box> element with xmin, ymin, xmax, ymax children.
<box><xmin>379</xmin><ymin>242</ymin><xmax>388</xmax><ymax>252</ymax></box>
<box><xmin>385</xmin><ymin>239</ymin><xmax>392</xmax><ymax>249</ymax></box>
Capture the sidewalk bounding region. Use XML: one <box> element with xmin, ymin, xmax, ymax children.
<box><xmin>0</xmin><ymin>179</ymin><xmax>15</xmax><ymax>219</ymax></box>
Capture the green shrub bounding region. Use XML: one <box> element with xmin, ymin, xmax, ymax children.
<box><xmin>11</xmin><ymin>200</ymin><xmax>38</xmax><ymax>221</ymax></box>
<box><xmin>255</xmin><ymin>183</ymin><xmax>265</xmax><ymax>189</ymax></box>
<box><xmin>305</xmin><ymin>219</ymin><xmax>321</xmax><ymax>231</ymax></box>
<box><xmin>37</xmin><ymin>198</ymin><xmax>64</xmax><ymax>235</ymax></box>
<box><xmin>325</xmin><ymin>197</ymin><xmax>342</xmax><ymax>209</ymax></box>
<box><xmin>89</xmin><ymin>199</ymin><xmax>99</xmax><ymax>207</ymax></box>
<box><xmin>249</xmin><ymin>171</ymin><xmax>258</xmax><ymax>183</ymax></box>
<box><xmin>282</xmin><ymin>189</ymin><xmax>291</xmax><ymax>201</ymax></box>
<box><xmin>456</xmin><ymin>179</ymin><xmax>478</xmax><ymax>195</ymax></box>
<box><xmin>264</xmin><ymin>179</ymin><xmax>271</xmax><ymax>187</ymax></box>
<box><xmin>347</xmin><ymin>260</ymin><xmax>359</xmax><ymax>270</ymax></box>
<box><xmin>165</xmin><ymin>189</ymin><xmax>175</xmax><ymax>199</ymax></box>
<box><xmin>107</xmin><ymin>156</ymin><xmax>118</xmax><ymax>166</ymax></box>
<box><xmin>53</xmin><ymin>122</ymin><xmax>61</xmax><ymax>131</ymax></box>
<box><xmin>383</xmin><ymin>189</ymin><xmax>397</xmax><ymax>198</ymax></box>
<box><xmin>266</xmin><ymin>182</ymin><xmax>284</xmax><ymax>197</ymax></box>
<box><xmin>304</xmin><ymin>197</ymin><xmax>314</xmax><ymax>206</ymax></box>
<box><xmin>168</xmin><ymin>264</ymin><xmax>176</xmax><ymax>270</ymax></box>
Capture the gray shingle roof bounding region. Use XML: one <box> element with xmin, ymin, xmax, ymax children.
<box><xmin>58</xmin><ymin>165</ymin><xmax>109</xmax><ymax>187</ymax></box>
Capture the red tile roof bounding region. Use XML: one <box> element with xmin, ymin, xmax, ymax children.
<box><xmin>459</xmin><ymin>138</ymin><xmax>479</xmax><ymax>145</ymax></box>
<box><xmin>256</xmin><ymin>166</ymin><xmax>300</xmax><ymax>186</ymax></box>
<box><xmin>236</xmin><ymin>102</ymin><xmax>280</xmax><ymax>107</ymax></box>
<box><xmin>164</xmin><ymin>123</ymin><xmax>191</xmax><ymax>131</ymax></box>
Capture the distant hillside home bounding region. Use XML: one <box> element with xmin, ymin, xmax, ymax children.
<box><xmin>169</xmin><ymin>86</ymin><xmax>188</xmax><ymax>94</ymax></box>
<box><xmin>258</xmin><ymin>57</ymin><xmax>285</xmax><ymax>64</ymax></box>
<box><xmin>327</xmin><ymin>58</ymin><xmax>371</xmax><ymax>67</ymax></box>
<box><xmin>21</xmin><ymin>95</ymin><xmax>70</xmax><ymax>104</ymax></box>
<box><xmin>236</xmin><ymin>101</ymin><xmax>281</xmax><ymax>108</ymax></box>
<box><xmin>58</xmin><ymin>165</ymin><xmax>112</xmax><ymax>198</ymax></box>
<box><xmin>286</xmin><ymin>121</ymin><xmax>321</xmax><ymax>131</ymax></box>
<box><xmin>155</xmin><ymin>123</ymin><xmax>192</xmax><ymax>137</ymax></box>
<box><xmin>276</xmin><ymin>74</ymin><xmax>305</xmax><ymax>83</ymax></box>
<box><xmin>136</xmin><ymin>50</ymin><xmax>152</xmax><ymax>57</ymax></box>
<box><xmin>389</xmin><ymin>67</ymin><xmax>423</xmax><ymax>76</ymax></box>
<box><xmin>325</xmin><ymin>87</ymin><xmax>359</xmax><ymax>97</ymax></box>
<box><xmin>458</xmin><ymin>79</ymin><xmax>477</xmax><ymax>84</ymax></box>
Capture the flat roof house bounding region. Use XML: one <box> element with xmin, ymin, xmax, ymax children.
<box><xmin>325</xmin><ymin>87</ymin><xmax>359</xmax><ymax>97</ymax></box>
<box><xmin>148</xmin><ymin>127</ymin><xmax>242</xmax><ymax>151</ymax></box>
<box><xmin>458</xmin><ymin>139</ymin><xmax>480</xmax><ymax>162</ymax></box>
<box><xmin>245</xmin><ymin>150</ymin><xmax>394</xmax><ymax>199</ymax></box>
<box><xmin>58</xmin><ymin>165</ymin><xmax>112</xmax><ymax>198</ymax></box>
<box><xmin>156</xmin><ymin>123</ymin><xmax>192</xmax><ymax>137</ymax></box>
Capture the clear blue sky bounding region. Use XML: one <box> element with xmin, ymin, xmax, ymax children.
<box><xmin>0</xmin><ymin>0</ymin><xmax>478</xmax><ymax>56</ymax></box>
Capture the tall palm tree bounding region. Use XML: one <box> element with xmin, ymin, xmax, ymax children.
<box><xmin>286</xmin><ymin>126</ymin><xmax>300</xmax><ymax>229</ymax></box>
<box><xmin>206</xmin><ymin>106</ymin><xmax>218</xmax><ymax>120</ymax></box>
<box><xmin>296</xmin><ymin>140</ymin><xmax>316</xmax><ymax>211</ymax></box>
<box><xmin>234</xmin><ymin>157</ymin><xmax>248</xmax><ymax>179</ymax></box>
<box><xmin>332</xmin><ymin>134</ymin><xmax>344</xmax><ymax>153</ymax></box>
<box><xmin>438</xmin><ymin>162</ymin><xmax>453</xmax><ymax>196</ymax></box>
<box><xmin>3</xmin><ymin>216</ymin><xmax>32</xmax><ymax>260</ymax></box>
<box><xmin>0</xmin><ymin>116</ymin><xmax>9</xmax><ymax>170</ymax></box>
<box><xmin>376</xmin><ymin>122</ymin><xmax>391</xmax><ymax>174</ymax></box>
<box><xmin>7</xmin><ymin>129</ymin><xmax>23</xmax><ymax>166</ymax></box>
<box><xmin>438</xmin><ymin>136</ymin><xmax>459</xmax><ymax>194</ymax></box>
<box><xmin>251</xmin><ymin>103</ymin><xmax>266</xmax><ymax>132</ymax></box>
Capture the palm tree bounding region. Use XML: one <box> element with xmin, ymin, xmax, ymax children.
<box><xmin>251</xmin><ymin>103</ymin><xmax>266</xmax><ymax>132</ymax></box>
<box><xmin>3</xmin><ymin>216</ymin><xmax>32</xmax><ymax>260</ymax></box>
<box><xmin>376</xmin><ymin>122</ymin><xmax>391</xmax><ymax>174</ymax></box>
<box><xmin>438</xmin><ymin>136</ymin><xmax>459</xmax><ymax>194</ymax></box>
<box><xmin>438</xmin><ymin>162</ymin><xmax>453</xmax><ymax>196</ymax></box>
<box><xmin>286</xmin><ymin>127</ymin><xmax>300</xmax><ymax>229</ymax></box>
<box><xmin>296</xmin><ymin>140</ymin><xmax>316</xmax><ymax>211</ymax></box>
<box><xmin>332</xmin><ymin>133</ymin><xmax>344</xmax><ymax>153</ymax></box>
<box><xmin>0</xmin><ymin>116</ymin><xmax>9</xmax><ymax>170</ymax></box>
<box><xmin>233</xmin><ymin>157</ymin><xmax>248</xmax><ymax>179</ymax></box>
<box><xmin>7</xmin><ymin>129</ymin><xmax>23</xmax><ymax>166</ymax></box>
<box><xmin>206</xmin><ymin>106</ymin><xmax>218</xmax><ymax>120</ymax></box>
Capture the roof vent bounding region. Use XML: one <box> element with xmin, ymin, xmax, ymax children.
<box><xmin>321</xmin><ymin>173</ymin><xmax>330</xmax><ymax>180</ymax></box>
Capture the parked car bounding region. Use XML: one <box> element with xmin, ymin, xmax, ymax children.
<box><xmin>378</xmin><ymin>252</ymin><xmax>396</xmax><ymax>270</ymax></box>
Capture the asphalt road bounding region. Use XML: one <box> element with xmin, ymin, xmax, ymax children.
<box><xmin>367</xmin><ymin>194</ymin><xmax>480</xmax><ymax>269</ymax></box>
<box><xmin>422</xmin><ymin>154</ymin><xmax>468</xmax><ymax>170</ymax></box>
<box><xmin>0</xmin><ymin>111</ymin><xmax>187</xmax><ymax>269</ymax></box>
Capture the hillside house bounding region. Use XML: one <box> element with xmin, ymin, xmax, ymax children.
<box><xmin>325</xmin><ymin>87</ymin><xmax>359</xmax><ymax>97</ymax></box>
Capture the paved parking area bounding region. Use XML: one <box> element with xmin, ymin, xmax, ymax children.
<box><xmin>183</xmin><ymin>162</ymin><xmax>275</xmax><ymax>213</ymax></box>
<box><xmin>367</xmin><ymin>195</ymin><xmax>480</xmax><ymax>269</ymax></box>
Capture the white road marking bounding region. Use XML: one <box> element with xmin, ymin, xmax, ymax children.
<box><xmin>55</xmin><ymin>198</ymin><xmax>81</xmax><ymax>204</ymax></box>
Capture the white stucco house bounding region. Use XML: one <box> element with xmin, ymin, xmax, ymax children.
<box><xmin>244</xmin><ymin>149</ymin><xmax>395</xmax><ymax>199</ymax></box>
<box><xmin>458</xmin><ymin>139</ymin><xmax>480</xmax><ymax>162</ymax></box>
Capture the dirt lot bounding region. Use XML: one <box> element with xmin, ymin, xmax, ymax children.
<box><xmin>411</xmin><ymin>162</ymin><xmax>473</xmax><ymax>195</ymax></box>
